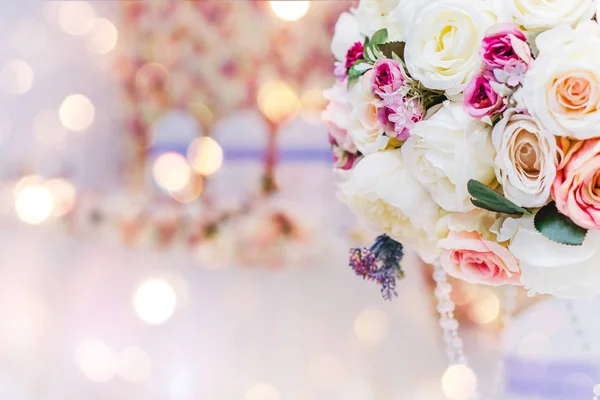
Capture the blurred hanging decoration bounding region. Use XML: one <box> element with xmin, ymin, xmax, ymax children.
<box><xmin>0</xmin><ymin>0</ymin><xmax>350</xmax><ymax>268</ymax></box>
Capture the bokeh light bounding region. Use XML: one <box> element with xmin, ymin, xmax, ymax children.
<box><xmin>269</xmin><ymin>1</ymin><xmax>310</xmax><ymax>21</ymax></box>
<box><xmin>187</xmin><ymin>137</ymin><xmax>224</xmax><ymax>176</ymax></box>
<box><xmin>169</xmin><ymin>179</ymin><xmax>203</xmax><ymax>204</ymax></box>
<box><xmin>152</xmin><ymin>152</ymin><xmax>192</xmax><ymax>192</ymax></box>
<box><xmin>467</xmin><ymin>288</ymin><xmax>500</xmax><ymax>325</ymax></box>
<box><xmin>58</xmin><ymin>1</ymin><xmax>96</xmax><ymax>36</ymax></box>
<box><xmin>0</xmin><ymin>60</ymin><xmax>34</xmax><ymax>95</ymax></box>
<box><xmin>354</xmin><ymin>309</ymin><xmax>389</xmax><ymax>346</ymax></box>
<box><xmin>85</xmin><ymin>18</ymin><xmax>118</xmax><ymax>54</ymax></box>
<box><xmin>33</xmin><ymin>109</ymin><xmax>67</xmax><ymax>146</ymax></box>
<box><xmin>245</xmin><ymin>382</ymin><xmax>281</xmax><ymax>400</ymax></box>
<box><xmin>44</xmin><ymin>178</ymin><xmax>77</xmax><ymax>217</ymax></box>
<box><xmin>133</xmin><ymin>279</ymin><xmax>177</xmax><ymax>325</ymax></box>
<box><xmin>441</xmin><ymin>364</ymin><xmax>478</xmax><ymax>400</ymax></box>
<box><xmin>75</xmin><ymin>340</ymin><xmax>117</xmax><ymax>383</ymax></box>
<box><xmin>117</xmin><ymin>347</ymin><xmax>152</xmax><ymax>382</ymax></box>
<box><xmin>15</xmin><ymin>185</ymin><xmax>53</xmax><ymax>225</ymax></box>
<box><xmin>257</xmin><ymin>80</ymin><xmax>299</xmax><ymax>123</ymax></box>
<box><xmin>59</xmin><ymin>94</ymin><xmax>95</xmax><ymax>132</ymax></box>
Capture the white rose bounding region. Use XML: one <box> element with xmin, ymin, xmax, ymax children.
<box><xmin>339</xmin><ymin>149</ymin><xmax>440</xmax><ymax>262</ymax></box>
<box><xmin>404</xmin><ymin>0</ymin><xmax>497</xmax><ymax>95</ymax></box>
<box><xmin>402</xmin><ymin>101</ymin><xmax>496</xmax><ymax>212</ymax></box>
<box><xmin>500</xmin><ymin>0</ymin><xmax>596</xmax><ymax>32</ymax></box>
<box><xmin>348</xmin><ymin>70</ymin><xmax>388</xmax><ymax>155</ymax></box>
<box><xmin>522</xmin><ymin>22</ymin><xmax>600</xmax><ymax>139</ymax></box>
<box><xmin>354</xmin><ymin>0</ymin><xmax>403</xmax><ymax>41</ymax></box>
<box><xmin>492</xmin><ymin>109</ymin><xmax>557</xmax><ymax>208</ymax></box>
<box><xmin>331</xmin><ymin>12</ymin><xmax>363</xmax><ymax>61</ymax></box>
<box><xmin>506</xmin><ymin>216</ymin><xmax>600</xmax><ymax>298</ymax></box>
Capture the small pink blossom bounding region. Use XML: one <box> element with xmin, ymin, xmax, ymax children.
<box><xmin>334</xmin><ymin>61</ymin><xmax>347</xmax><ymax>82</ymax></box>
<box><xmin>371</xmin><ymin>59</ymin><xmax>405</xmax><ymax>94</ymax></box>
<box><xmin>481</xmin><ymin>23</ymin><xmax>531</xmax><ymax>70</ymax></box>
<box><xmin>463</xmin><ymin>74</ymin><xmax>506</xmax><ymax>119</ymax></box>
<box><xmin>377</xmin><ymin>97</ymin><xmax>423</xmax><ymax>141</ymax></box>
<box><xmin>345</xmin><ymin>41</ymin><xmax>364</xmax><ymax>70</ymax></box>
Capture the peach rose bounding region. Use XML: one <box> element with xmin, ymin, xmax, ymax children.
<box><xmin>552</xmin><ymin>139</ymin><xmax>600</xmax><ymax>229</ymax></box>
<box><xmin>438</xmin><ymin>230</ymin><xmax>520</xmax><ymax>286</ymax></box>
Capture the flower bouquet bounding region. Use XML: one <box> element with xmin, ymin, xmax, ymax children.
<box><xmin>324</xmin><ymin>0</ymin><xmax>600</xmax><ymax>300</ymax></box>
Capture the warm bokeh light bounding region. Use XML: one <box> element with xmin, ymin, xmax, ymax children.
<box><xmin>0</xmin><ymin>60</ymin><xmax>34</xmax><ymax>95</ymax></box>
<box><xmin>169</xmin><ymin>179</ymin><xmax>203</xmax><ymax>203</ymax></box>
<box><xmin>44</xmin><ymin>178</ymin><xmax>77</xmax><ymax>217</ymax></box>
<box><xmin>58</xmin><ymin>1</ymin><xmax>96</xmax><ymax>36</ymax></box>
<box><xmin>354</xmin><ymin>308</ymin><xmax>389</xmax><ymax>345</ymax></box>
<box><xmin>269</xmin><ymin>1</ymin><xmax>310</xmax><ymax>21</ymax></box>
<box><xmin>245</xmin><ymin>382</ymin><xmax>281</xmax><ymax>400</ymax></box>
<box><xmin>468</xmin><ymin>288</ymin><xmax>500</xmax><ymax>325</ymax></box>
<box><xmin>15</xmin><ymin>185</ymin><xmax>53</xmax><ymax>225</ymax></box>
<box><xmin>299</xmin><ymin>88</ymin><xmax>325</xmax><ymax>122</ymax></box>
<box><xmin>117</xmin><ymin>347</ymin><xmax>152</xmax><ymax>382</ymax></box>
<box><xmin>85</xmin><ymin>18</ymin><xmax>118</xmax><ymax>54</ymax></box>
<box><xmin>257</xmin><ymin>80</ymin><xmax>299</xmax><ymax>123</ymax></box>
<box><xmin>59</xmin><ymin>94</ymin><xmax>95</xmax><ymax>132</ymax></box>
<box><xmin>187</xmin><ymin>137</ymin><xmax>224</xmax><ymax>176</ymax></box>
<box><xmin>33</xmin><ymin>109</ymin><xmax>67</xmax><ymax>146</ymax></box>
<box><xmin>14</xmin><ymin>175</ymin><xmax>44</xmax><ymax>199</ymax></box>
<box><xmin>152</xmin><ymin>152</ymin><xmax>192</xmax><ymax>192</ymax></box>
<box><xmin>441</xmin><ymin>364</ymin><xmax>478</xmax><ymax>400</ymax></box>
<box><xmin>75</xmin><ymin>340</ymin><xmax>117</xmax><ymax>383</ymax></box>
<box><xmin>133</xmin><ymin>279</ymin><xmax>177</xmax><ymax>325</ymax></box>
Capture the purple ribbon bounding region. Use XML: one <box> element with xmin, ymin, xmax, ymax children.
<box><xmin>505</xmin><ymin>356</ymin><xmax>597</xmax><ymax>398</ymax></box>
<box><xmin>150</xmin><ymin>145</ymin><xmax>333</xmax><ymax>163</ymax></box>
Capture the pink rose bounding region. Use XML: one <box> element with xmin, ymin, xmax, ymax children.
<box><xmin>481</xmin><ymin>23</ymin><xmax>531</xmax><ymax>70</ymax></box>
<box><xmin>329</xmin><ymin>133</ymin><xmax>360</xmax><ymax>170</ymax></box>
<box><xmin>439</xmin><ymin>231</ymin><xmax>521</xmax><ymax>286</ymax></box>
<box><xmin>371</xmin><ymin>59</ymin><xmax>405</xmax><ymax>94</ymax></box>
<box><xmin>345</xmin><ymin>42</ymin><xmax>364</xmax><ymax>70</ymax></box>
<box><xmin>463</xmin><ymin>75</ymin><xmax>506</xmax><ymax>119</ymax></box>
<box><xmin>322</xmin><ymin>82</ymin><xmax>357</xmax><ymax>154</ymax></box>
<box><xmin>552</xmin><ymin>139</ymin><xmax>600</xmax><ymax>229</ymax></box>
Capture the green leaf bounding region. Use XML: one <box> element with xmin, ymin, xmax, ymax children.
<box><xmin>370</xmin><ymin>29</ymin><xmax>388</xmax><ymax>45</ymax></box>
<box><xmin>379</xmin><ymin>41</ymin><xmax>405</xmax><ymax>60</ymax></box>
<box><xmin>534</xmin><ymin>202</ymin><xmax>587</xmax><ymax>246</ymax></box>
<box><xmin>467</xmin><ymin>180</ymin><xmax>531</xmax><ymax>215</ymax></box>
<box><xmin>347</xmin><ymin>61</ymin><xmax>366</xmax><ymax>87</ymax></box>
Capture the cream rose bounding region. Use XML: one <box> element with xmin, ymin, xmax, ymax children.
<box><xmin>339</xmin><ymin>149</ymin><xmax>440</xmax><ymax>262</ymax></box>
<box><xmin>404</xmin><ymin>0</ymin><xmax>497</xmax><ymax>95</ymax></box>
<box><xmin>402</xmin><ymin>101</ymin><xmax>496</xmax><ymax>212</ymax></box>
<box><xmin>492</xmin><ymin>109</ymin><xmax>557</xmax><ymax>208</ymax></box>
<box><xmin>348</xmin><ymin>70</ymin><xmax>388</xmax><ymax>155</ymax></box>
<box><xmin>504</xmin><ymin>216</ymin><xmax>600</xmax><ymax>298</ymax></box>
<box><xmin>331</xmin><ymin>12</ymin><xmax>363</xmax><ymax>62</ymax></box>
<box><xmin>354</xmin><ymin>0</ymin><xmax>403</xmax><ymax>41</ymax></box>
<box><xmin>500</xmin><ymin>0</ymin><xmax>596</xmax><ymax>32</ymax></box>
<box><xmin>522</xmin><ymin>22</ymin><xmax>600</xmax><ymax>139</ymax></box>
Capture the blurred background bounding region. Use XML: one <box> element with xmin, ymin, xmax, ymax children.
<box><xmin>0</xmin><ymin>1</ymin><xmax>596</xmax><ymax>399</ymax></box>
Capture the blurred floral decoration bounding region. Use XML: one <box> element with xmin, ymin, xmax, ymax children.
<box><xmin>7</xmin><ymin>1</ymin><xmax>351</xmax><ymax>268</ymax></box>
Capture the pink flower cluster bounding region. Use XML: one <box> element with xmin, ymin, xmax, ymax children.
<box><xmin>464</xmin><ymin>24</ymin><xmax>532</xmax><ymax>120</ymax></box>
<box><xmin>371</xmin><ymin>59</ymin><xmax>424</xmax><ymax>140</ymax></box>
